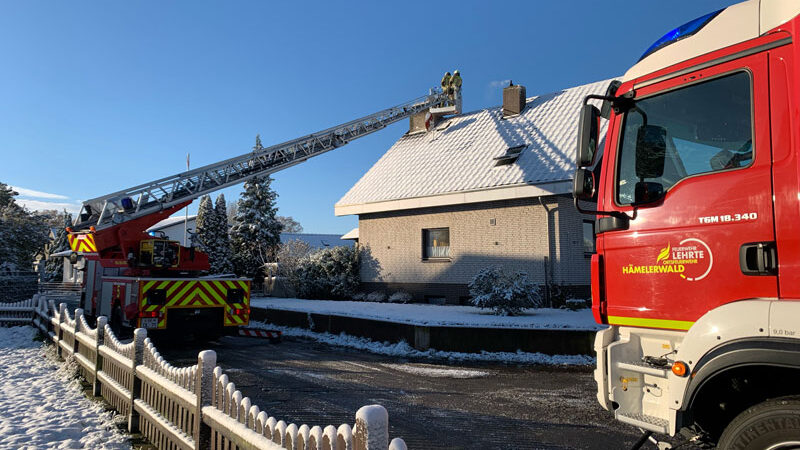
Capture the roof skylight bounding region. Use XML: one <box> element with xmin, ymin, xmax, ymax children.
<box><xmin>494</xmin><ymin>145</ymin><xmax>526</xmax><ymax>166</ymax></box>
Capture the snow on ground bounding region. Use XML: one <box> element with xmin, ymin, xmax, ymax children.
<box><xmin>381</xmin><ymin>363</ymin><xmax>492</xmax><ymax>378</ymax></box>
<box><xmin>249</xmin><ymin>321</ymin><xmax>595</xmax><ymax>366</ymax></box>
<box><xmin>252</xmin><ymin>297</ymin><xmax>603</xmax><ymax>330</ymax></box>
<box><xmin>0</xmin><ymin>326</ymin><xmax>129</xmax><ymax>450</ymax></box>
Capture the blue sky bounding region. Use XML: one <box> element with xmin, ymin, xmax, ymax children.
<box><xmin>0</xmin><ymin>1</ymin><xmax>735</xmax><ymax>233</ymax></box>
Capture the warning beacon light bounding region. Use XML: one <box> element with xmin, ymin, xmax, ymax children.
<box><xmin>639</xmin><ymin>9</ymin><xmax>723</xmax><ymax>61</ymax></box>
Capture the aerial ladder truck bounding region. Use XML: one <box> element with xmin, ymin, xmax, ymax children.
<box><xmin>66</xmin><ymin>83</ymin><xmax>458</xmax><ymax>337</ymax></box>
<box><xmin>573</xmin><ymin>0</ymin><xmax>800</xmax><ymax>448</ymax></box>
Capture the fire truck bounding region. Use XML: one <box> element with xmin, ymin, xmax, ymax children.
<box><xmin>67</xmin><ymin>83</ymin><xmax>456</xmax><ymax>337</ymax></box>
<box><xmin>574</xmin><ymin>1</ymin><xmax>800</xmax><ymax>448</ymax></box>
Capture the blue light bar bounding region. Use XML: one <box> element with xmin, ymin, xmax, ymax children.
<box><xmin>639</xmin><ymin>9</ymin><xmax>724</xmax><ymax>62</ymax></box>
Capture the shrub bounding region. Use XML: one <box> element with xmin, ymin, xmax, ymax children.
<box><xmin>366</xmin><ymin>291</ymin><xmax>387</xmax><ymax>303</ymax></box>
<box><xmin>468</xmin><ymin>267</ymin><xmax>542</xmax><ymax>316</ymax></box>
<box><xmin>351</xmin><ymin>292</ymin><xmax>366</xmax><ymax>302</ymax></box>
<box><xmin>295</xmin><ymin>246</ymin><xmax>359</xmax><ymax>300</ymax></box>
<box><xmin>388</xmin><ymin>291</ymin><xmax>412</xmax><ymax>304</ymax></box>
<box><xmin>277</xmin><ymin>239</ymin><xmax>313</xmax><ymax>297</ymax></box>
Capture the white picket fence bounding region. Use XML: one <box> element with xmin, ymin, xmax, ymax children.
<box><xmin>0</xmin><ymin>294</ymin><xmax>409</xmax><ymax>450</ymax></box>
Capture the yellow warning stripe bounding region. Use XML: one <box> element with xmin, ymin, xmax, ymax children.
<box><xmin>608</xmin><ymin>316</ymin><xmax>694</xmax><ymax>331</ymax></box>
<box><xmin>68</xmin><ymin>233</ymin><xmax>97</xmax><ymax>253</ymax></box>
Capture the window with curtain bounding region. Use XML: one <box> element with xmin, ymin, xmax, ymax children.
<box><xmin>422</xmin><ymin>228</ymin><xmax>450</xmax><ymax>259</ymax></box>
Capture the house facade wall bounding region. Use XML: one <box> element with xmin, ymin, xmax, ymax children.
<box><xmin>357</xmin><ymin>194</ymin><xmax>591</xmax><ymax>304</ymax></box>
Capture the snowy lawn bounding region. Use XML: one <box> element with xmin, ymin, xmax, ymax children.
<box><xmin>249</xmin><ymin>321</ymin><xmax>595</xmax><ymax>366</ymax></box>
<box><xmin>251</xmin><ymin>297</ymin><xmax>604</xmax><ymax>330</ymax></box>
<box><xmin>0</xmin><ymin>326</ymin><xmax>129</xmax><ymax>449</ymax></box>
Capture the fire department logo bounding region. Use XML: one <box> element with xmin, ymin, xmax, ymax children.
<box><xmin>622</xmin><ymin>238</ymin><xmax>713</xmax><ymax>281</ymax></box>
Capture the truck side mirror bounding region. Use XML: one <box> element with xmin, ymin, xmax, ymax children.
<box><xmin>573</xmin><ymin>168</ymin><xmax>595</xmax><ymax>201</ymax></box>
<box><xmin>635</xmin><ymin>125</ymin><xmax>667</xmax><ymax>179</ymax></box>
<box><xmin>577</xmin><ymin>104</ymin><xmax>600</xmax><ymax>167</ymax></box>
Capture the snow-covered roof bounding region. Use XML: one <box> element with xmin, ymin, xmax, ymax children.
<box><xmin>341</xmin><ymin>228</ymin><xmax>359</xmax><ymax>240</ymax></box>
<box><xmin>148</xmin><ymin>215</ymin><xmax>197</xmax><ymax>232</ymax></box>
<box><xmin>335</xmin><ymin>79</ymin><xmax>613</xmax><ymax>216</ymax></box>
<box><xmin>280</xmin><ymin>233</ymin><xmax>351</xmax><ymax>249</ymax></box>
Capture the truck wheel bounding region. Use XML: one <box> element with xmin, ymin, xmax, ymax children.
<box><xmin>717</xmin><ymin>396</ymin><xmax>800</xmax><ymax>450</ymax></box>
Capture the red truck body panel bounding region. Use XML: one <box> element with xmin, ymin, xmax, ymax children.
<box><xmin>593</xmin><ymin>24</ymin><xmax>800</xmax><ymax>329</ymax></box>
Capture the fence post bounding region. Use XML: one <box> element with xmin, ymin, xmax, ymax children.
<box><xmin>57</xmin><ymin>303</ymin><xmax>66</xmax><ymax>358</ymax></box>
<box><xmin>47</xmin><ymin>299</ymin><xmax>55</xmax><ymax>339</ymax></box>
<box><xmin>73</xmin><ymin>308</ymin><xmax>83</xmax><ymax>354</ymax></box>
<box><xmin>194</xmin><ymin>350</ymin><xmax>216</xmax><ymax>450</ymax></box>
<box><xmin>92</xmin><ymin>316</ymin><xmax>107</xmax><ymax>397</ymax></box>
<box><xmin>353</xmin><ymin>405</ymin><xmax>388</xmax><ymax>450</ymax></box>
<box><xmin>127</xmin><ymin>328</ymin><xmax>147</xmax><ymax>433</ymax></box>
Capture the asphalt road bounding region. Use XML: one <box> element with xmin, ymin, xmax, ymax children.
<box><xmin>157</xmin><ymin>334</ymin><xmax>646</xmax><ymax>450</ymax></box>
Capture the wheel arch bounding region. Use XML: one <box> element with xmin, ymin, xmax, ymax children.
<box><xmin>679</xmin><ymin>337</ymin><xmax>800</xmax><ymax>440</ymax></box>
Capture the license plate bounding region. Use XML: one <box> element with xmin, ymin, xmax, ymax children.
<box><xmin>141</xmin><ymin>318</ymin><xmax>158</xmax><ymax>329</ymax></box>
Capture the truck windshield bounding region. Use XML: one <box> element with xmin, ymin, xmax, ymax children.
<box><xmin>616</xmin><ymin>71</ymin><xmax>753</xmax><ymax>205</ymax></box>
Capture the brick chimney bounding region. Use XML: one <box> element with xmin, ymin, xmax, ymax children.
<box><xmin>502</xmin><ymin>81</ymin><xmax>526</xmax><ymax>117</ymax></box>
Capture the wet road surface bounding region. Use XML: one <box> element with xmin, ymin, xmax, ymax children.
<box><xmin>157</xmin><ymin>334</ymin><xmax>645</xmax><ymax>449</ymax></box>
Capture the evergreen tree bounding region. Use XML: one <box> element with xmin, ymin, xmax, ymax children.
<box><xmin>195</xmin><ymin>195</ymin><xmax>215</xmax><ymax>255</ymax></box>
<box><xmin>230</xmin><ymin>174</ymin><xmax>281</xmax><ymax>278</ymax></box>
<box><xmin>0</xmin><ymin>182</ymin><xmax>49</xmax><ymax>271</ymax></box>
<box><xmin>213</xmin><ymin>194</ymin><xmax>234</xmax><ymax>274</ymax></box>
<box><xmin>0</xmin><ymin>183</ymin><xmax>18</xmax><ymax>210</ymax></box>
<box><xmin>44</xmin><ymin>211</ymin><xmax>72</xmax><ymax>282</ymax></box>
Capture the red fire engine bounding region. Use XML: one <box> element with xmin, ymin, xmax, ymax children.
<box><xmin>574</xmin><ymin>1</ymin><xmax>800</xmax><ymax>448</ymax></box>
<box><xmin>67</xmin><ymin>84</ymin><xmax>454</xmax><ymax>337</ymax></box>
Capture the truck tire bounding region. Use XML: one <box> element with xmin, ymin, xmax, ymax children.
<box><xmin>717</xmin><ymin>396</ymin><xmax>800</xmax><ymax>450</ymax></box>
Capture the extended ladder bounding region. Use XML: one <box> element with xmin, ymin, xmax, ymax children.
<box><xmin>76</xmin><ymin>88</ymin><xmax>452</xmax><ymax>231</ymax></box>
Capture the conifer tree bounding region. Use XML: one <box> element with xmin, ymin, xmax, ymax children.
<box><xmin>0</xmin><ymin>182</ymin><xmax>48</xmax><ymax>271</ymax></box>
<box><xmin>213</xmin><ymin>194</ymin><xmax>234</xmax><ymax>274</ymax></box>
<box><xmin>195</xmin><ymin>195</ymin><xmax>215</xmax><ymax>256</ymax></box>
<box><xmin>230</xmin><ymin>173</ymin><xmax>281</xmax><ymax>278</ymax></box>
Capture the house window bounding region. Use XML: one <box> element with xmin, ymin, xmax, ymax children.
<box><xmin>583</xmin><ymin>220</ymin><xmax>596</xmax><ymax>254</ymax></box>
<box><xmin>423</xmin><ymin>228</ymin><xmax>450</xmax><ymax>259</ymax></box>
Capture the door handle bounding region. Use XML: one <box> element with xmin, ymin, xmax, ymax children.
<box><xmin>739</xmin><ymin>242</ymin><xmax>777</xmax><ymax>275</ymax></box>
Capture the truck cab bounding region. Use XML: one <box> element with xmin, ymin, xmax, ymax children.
<box><xmin>575</xmin><ymin>1</ymin><xmax>800</xmax><ymax>447</ymax></box>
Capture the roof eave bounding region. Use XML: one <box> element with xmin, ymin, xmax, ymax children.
<box><xmin>334</xmin><ymin>180</ymin><xmax>572</xmax><ymax>216</ymax></box>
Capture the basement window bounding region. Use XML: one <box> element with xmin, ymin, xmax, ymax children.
<box><xmin>494</xmin><ymin>145</ymin><xmax>525</xmax><ymax>166</ymax></box>
<box><xmin>422</xmin><ymin>228</ymin><xmax>450</xmax><ymax>260</ymax></box>
<box><xmin>583</xmin><ymin>220</ymin><xmax>596</xmax><ymax>254</ymax></box>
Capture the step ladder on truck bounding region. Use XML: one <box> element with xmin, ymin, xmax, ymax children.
<box><xmin>65</xmin><ymin>79</ymin><xmax>460</xmax><ymax>340</ymax></box>
<box><xmin>573</xmin><ymin>1</ymin><xmax>800</xmax><ymax>448</ymax></box>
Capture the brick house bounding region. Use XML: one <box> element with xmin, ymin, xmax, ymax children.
<box><xmin>335</xmin><ymin>79</ymin><xmax>610</xmax><ymax>304</ymax></box>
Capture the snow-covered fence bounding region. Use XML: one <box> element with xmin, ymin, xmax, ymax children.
<box><xmin>75</xmin><ymin>311</ymin><xmax>106</xmax><ymax>396</ymax></box>
<box><xmin>0</xmin><ymin>295</ymin><xmax>36</xmax><ymax>325</ymax></box>
<box><xmin>134</xmin><ymin>337</ymin><xmax>200</xmax><ymax>449</ymax></box>
<box><xmin>98</xmin><ymin>325</ymin><xmax>140</xmax><ymax>425</ymax></box>
<box><xmin>201</xmin><ymin>365</ymin><xmax>396</xmax><ymax>450</ymax></box>
<box><xmin>14</xmin><ymin>295</ymin><xmax>409</xmax><ymax>450</ymax></box>
<box><xmin>57</xmin><ymin>304</ymin><xmax>77</xmax><ymax>358</ymax></box>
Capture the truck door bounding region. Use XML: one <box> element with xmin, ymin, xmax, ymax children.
<box><xmin>598</xmin><ymin>53</ymin><xmax>776</xmax><ymax>330</ymax></box>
